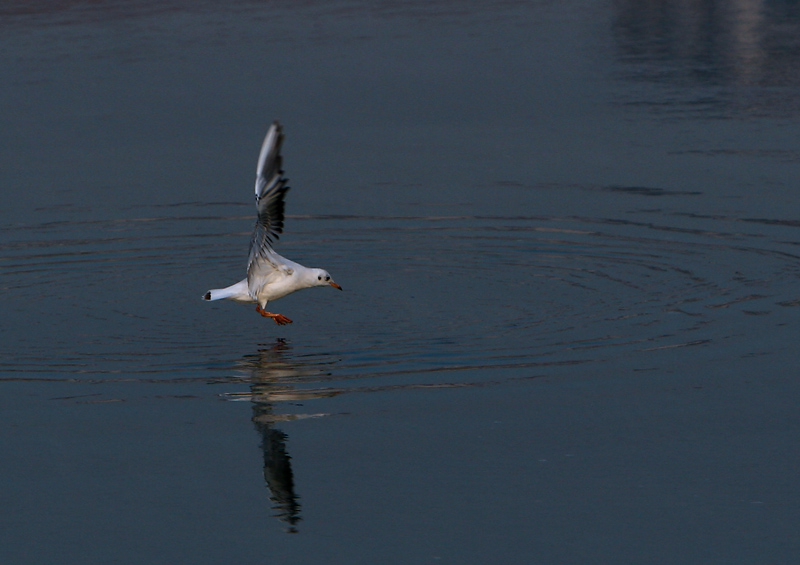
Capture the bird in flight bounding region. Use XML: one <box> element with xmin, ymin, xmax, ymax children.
<box><xmin>203</xmin><ymin>121</ymin><xmax>341</xmax><ymax>325</ymax></box>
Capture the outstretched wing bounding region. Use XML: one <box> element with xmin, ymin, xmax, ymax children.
<box><xmin>248</xmin><ymin>121</ymin><xmax>290</xmax><ymax>277</ymax></box>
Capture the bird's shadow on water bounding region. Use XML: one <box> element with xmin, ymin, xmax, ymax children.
<box><xmin>229</xmin><ymin>339</ymin><xmax>342</xmax><ymax>533</ymax></box>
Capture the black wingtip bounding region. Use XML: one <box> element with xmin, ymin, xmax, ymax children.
<box><xmin>203</xmin><ymin>292</ymin><xmax>211</xmax><ymax>300</ymax></box>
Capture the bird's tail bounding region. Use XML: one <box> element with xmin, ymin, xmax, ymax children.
<box><xmin>202</xmin><ymin>279</ymin><xmax>250</xmax><ymax>302</ymax></box>
<box><xmin>203</xmin><ymin>288</ymin><xmax>232</xmax><ymax>301</ymax></box>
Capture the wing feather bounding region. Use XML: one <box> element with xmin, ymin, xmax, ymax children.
<box><xmin>248</xmin><ymin>121</ymin><xmax>290</xmax><ymax>279</ymax></box>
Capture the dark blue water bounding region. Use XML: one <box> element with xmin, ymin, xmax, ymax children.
<box><xmin>3</xmin><ymin>1</ymin><xmax>800</xmax><ymax>563</ymax></box>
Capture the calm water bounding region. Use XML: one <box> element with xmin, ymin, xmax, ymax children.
<box><xmin>3</xmin><ymin>1</ymin><xmax>800</xmax><ymax>563</ymax></box>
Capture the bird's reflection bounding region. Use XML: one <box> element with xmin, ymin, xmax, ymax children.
<box><xmin>255</xmin><ymin>421</ymin><xmax>300</xmax><ymax>532</ymax></box>
<box><xmin>234</xmin><ymin>339</ymin><xmax>339</xmax><ymax>533</ymax></box>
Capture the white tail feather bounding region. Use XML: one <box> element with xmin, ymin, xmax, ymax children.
<box><xmin>202</xmin><ymin>279</ymin><xmax>251</xmax><ymax>302</ymax></box>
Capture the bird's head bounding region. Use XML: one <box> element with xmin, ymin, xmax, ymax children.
<box><xmin>312</xmin><ymin>269</ymin><xmax>342</xmax><ymax>290</ymax></box>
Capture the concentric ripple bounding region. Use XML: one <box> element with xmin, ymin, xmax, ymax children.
<box><xmin>3</xmin><ymin>200</ymin><xmax>798</xmax><ymax>406</ymax></box>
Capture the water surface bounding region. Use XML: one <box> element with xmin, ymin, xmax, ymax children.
<box><xmin>3</xmin><ymin>1</ymin><xmax>800</xmax><ymax>563</ymax></box>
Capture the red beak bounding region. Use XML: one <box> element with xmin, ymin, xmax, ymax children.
<box><xmin>329</xmin><ymin>282</ymin><xmax>342</xmax><ymax>290</ymax></box>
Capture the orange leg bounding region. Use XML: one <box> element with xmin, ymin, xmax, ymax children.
<box><xmin>255</xmin><ymin>305</ymin><xmax>293</xmax><ymax>325</ymax></box>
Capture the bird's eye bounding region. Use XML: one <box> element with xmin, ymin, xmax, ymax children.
<box><xmin>325</xmin><ymin>276</ymin><xmax>330</xmax><ymax>281</ymax></box>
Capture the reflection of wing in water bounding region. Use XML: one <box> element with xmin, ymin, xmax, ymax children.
<box><xmin>233</xmin><ymin>339</ymin><xmax>340</xmax><ymax>533</ymax></box>
<box><xmin>254</xmin><ymin>415</ymin><xmax>300</xmax><ymax>532</ymax></box>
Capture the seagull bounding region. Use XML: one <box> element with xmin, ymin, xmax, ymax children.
<box><xmin>203</xmin><ymin>121</ymin><xmax>341</xmax><ymax>325</ymax></box>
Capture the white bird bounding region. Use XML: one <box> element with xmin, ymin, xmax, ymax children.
<box><xmin>203</xmin><ymin>121</ymin><xmax>341</xmax><ymax>325</ymax></box>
